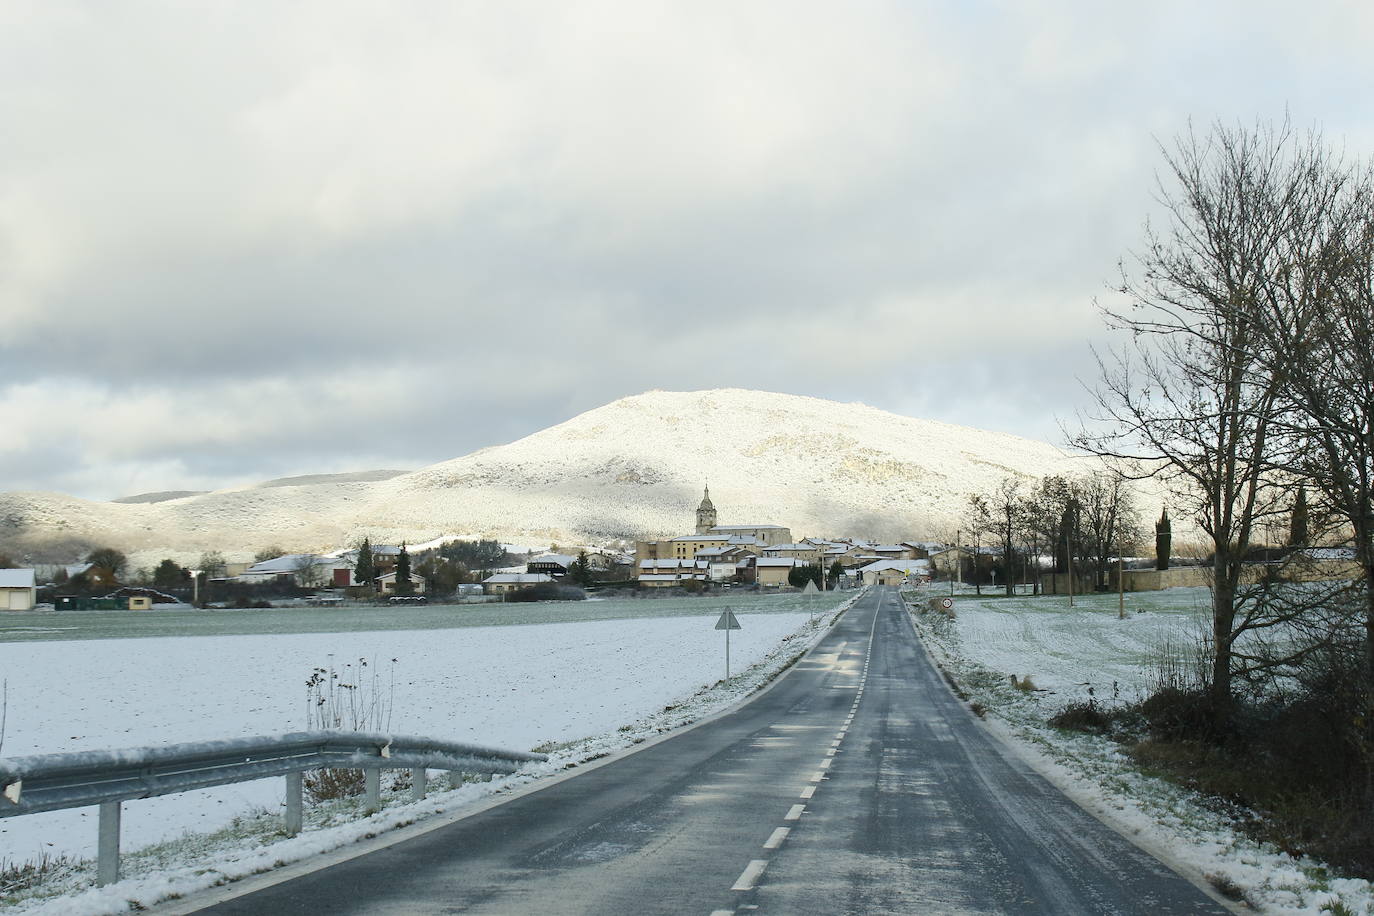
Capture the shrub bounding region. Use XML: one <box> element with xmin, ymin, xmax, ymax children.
<box><xmin>1048</xmin><ymin>702</ymin><xmax>1112</xmax><ymax>734</ymax></box>
<box><xmin>304</xmin><ymin>767</ymin><xmax>365</xmax><ymax>802</ymax></box>
<box><xmin>1138</xmin><ymin>687</ymin><xmax>1221</xmax><ymax>742</ymax></box>
<box><xmin>303</xmin><ymin>657</ymin><xmax>397</xmax><ymax>803</ymax></box>
<box><xmin>509</xmin><ymin>583</ymin><xmax>586</xmax><ymax>602</ymax></box>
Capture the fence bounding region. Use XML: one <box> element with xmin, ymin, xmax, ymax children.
<box><xmin>0</xmin><ymin>730</ymin><xmax>546</xmax><ymax>886</ymax></box>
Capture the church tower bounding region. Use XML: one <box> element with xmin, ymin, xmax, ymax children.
<box><xmin>695</xmin><ymin>484</ymin><xmax>718</xmax><ymax>535</ymax></box>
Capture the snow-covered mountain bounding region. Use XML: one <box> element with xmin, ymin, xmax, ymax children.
<box><xmin>0</xmin><ymin>389</ymin><xmax>1086</xmax><ymax>566</ymax></box>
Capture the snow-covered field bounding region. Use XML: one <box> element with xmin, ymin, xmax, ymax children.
<box><xmin>906</xmin><ymin>584</ymin><xmax>1373</xmax><ymax>916</ymax></box>
<box><xmin>0</xmin><ymin>590</ymin><xmax>857</xmax><ymax>912</ymax></box>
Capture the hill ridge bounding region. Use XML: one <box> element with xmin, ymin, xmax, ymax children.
<box><xmin>0</xmin><ymin>388</ymin><xmax>1081</xmax><ymax>566</ymax></box>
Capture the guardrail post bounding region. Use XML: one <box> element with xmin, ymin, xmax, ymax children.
<box><xmin>97</xmin><ymin>800</ymin><xmax>121</xmax><ymax>886</ymax></box>
<box><xmin>285</xmin><ymin>771</ymin><xmax>303</xmax><ymax>836</ymax></box>
<box><xmin>410</xmin><ymin>766</ymin><xmax>427</xmax><ymax>802</ymax></box>
<box><xmin>364</xmin><ymin>767</ymin><xmax>381</xmax><ymax>813</ymax></box>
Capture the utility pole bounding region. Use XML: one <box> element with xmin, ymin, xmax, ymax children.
<box><xmin>955</xmin><ymin>530</ymin><xmax>962</xmax><ymax>586</ymax></box>
<box><xmin>974</xmin><ymin>531</ymin><xmax>981</xmax><ymax>597</ymax></box>
<box><xmin>1116</xmin><ymin>517</ymin><xmax>1126</xmax><ymax>619</ymax></box>
<box><xmin>950</xmin><ymin>529</ymin><xmax>960</xmax><ymax>596</ymax></box>
<box><xmin>1067</xmin><ymin>527</ymin><xmax>1075</xmax><ymax>608</ymax></box>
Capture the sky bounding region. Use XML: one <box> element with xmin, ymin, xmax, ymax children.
<box><xmin>3</xmin><ymin>1</ymin><xmax>1374</xmax><ymax>501</ymax></box>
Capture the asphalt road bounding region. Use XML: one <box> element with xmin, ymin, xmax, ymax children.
<box><xmin>187</xmin><ymin>588</ymin><xmax>1229</xmax><ymax>915</ymax></box>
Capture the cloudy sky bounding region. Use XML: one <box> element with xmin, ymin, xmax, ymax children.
<box><xmin>3</xmin><ymin>1</ymin><xmax>1372</xmax><ymax>500</ymax></box>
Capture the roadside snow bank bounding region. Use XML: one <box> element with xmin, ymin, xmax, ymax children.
<box><xmin>905</xmin><ymin>586</ymin><xmax>1372</xmax><ymax>916</ymax></box>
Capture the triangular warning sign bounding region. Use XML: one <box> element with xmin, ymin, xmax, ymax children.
<box><xmin>714</xmin><ymin>609</ymin><xmax>742</xmax><ymax>630</ymax></box>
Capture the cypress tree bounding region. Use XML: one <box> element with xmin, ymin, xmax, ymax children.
<box><xmin>354</xmin><ymin>538</ymin><xmax>376</xmax><ymax>588</ymax></box>
<box><xmin>395</xmin><ymin>543</ymin><xmax>414</xmax><ymax>595</ymax></box>
<box><xmin>1155</xmin><ymin>509</ymin><xmax>1172</xmax><ymax>571</ymax></box>
<box><xmin>1289</xmin><ymin>487</ymin><xmax>1309</xmax><ymax>547</ymax></box>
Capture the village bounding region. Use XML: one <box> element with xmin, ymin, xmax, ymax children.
<box><xmin>0</xmin><ymin>485</ymin><xmax>960</xmax><ymax>612</ymax></box>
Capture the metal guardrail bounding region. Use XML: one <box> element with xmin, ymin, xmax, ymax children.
<box><xmin>0</xmin><ymin>730</ymin><xmax>547</xmax><ymax>887</ymax></box>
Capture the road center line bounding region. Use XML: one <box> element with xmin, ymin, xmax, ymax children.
<box><xmin>763</xmin><ymin>827</ymin><xmax>791</xmax><ymax>850</ymax></box>
<box><xmin>732</xmin><ymin>859</ymin><xmax>769</xmax><ymax>891</ymax></box>
<box><xmin>800</xmin><ymin>785</ymin><xmax>816</xmax><ymax>799</ymax></box>
<box><xmin>809</xmin><ymin>771</ymin><xmax>825</xmax><ymax>782</ymax></box>
<box><xmin>784</xmin><ymin>804</ymin><xmax>805</xmax><ymax>820</ymax></box>
<box><xmin>819</xmin><ymin>758</ymin><xmax>831</xmax><ymax>769</ymax></box>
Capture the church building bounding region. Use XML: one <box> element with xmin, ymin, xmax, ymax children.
<box><xmin>636</xmin><ymin>486</ymin><xmax>793</xmax><ymax>569</ymax></box>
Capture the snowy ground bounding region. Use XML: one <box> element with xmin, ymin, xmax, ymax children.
<box><xmin>0</xmin><ymin>590</ymin><xmax>857</xmax><ymax>912</ymax></box>
<box><xmin>906</xmin><ymin>584</ymin><xmax>1373</xmax><ymax>916</ymax></box>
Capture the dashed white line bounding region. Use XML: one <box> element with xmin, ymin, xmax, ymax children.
<box><xmin>826</xmin><ymin>748</ymin><xmax>837</xmax><ymax>756</ymax></box>
<box><xmin>732</xmin><ymin>859</ymin><xmax>769</xmax><ymax>891</ymax></box>
<box><xmin>710</xmin><ymin>910</ymin><xmax>734</xmax><ymax>916</ymax></box>
<box><xmin>809</xmin><ymin>771</ymin><xmax>825</xmax><ymax>782</ymax></box>
<box><xmin>819</xmin><ymin>758</ymin><xmax>831</xmax><ymax>770</ymax></box>
<box><xmin>800</xmin><ymin>785</ymin><xmax>816</xmax><ymax>799</ymax></box>
<box><xmin>785</xmin><ymin>804</ymin><xmax>805</xmax><ymax>820</ymax></box>
<box><xmin>763</xmin><ymin>827</ymin><xmax>791</xmax><ymax>849</ymax></box>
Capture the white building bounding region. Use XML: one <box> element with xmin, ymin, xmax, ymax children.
<box><xmin>858</xmin><ymin>559</ymin><xmax>932</xmax><ymax>586</ymax></box>
<box><xmin>0</xmin><ymin>568</ymin><xmax>36</xmax><ymax>610</ymax></box>
<box><xmin>483</xmin><ymin>572</ymin><xmax>554</xmax><ymax>594</ymax></box>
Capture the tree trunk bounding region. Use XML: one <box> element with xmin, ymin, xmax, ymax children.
<box><xmin>1210</xmin><ymin>559</ymin><xmax>1236</xmax><ymax>727</ymax></box>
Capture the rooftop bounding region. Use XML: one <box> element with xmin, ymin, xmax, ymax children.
<box><xmin>0</xmin><ymin>568</ymin><xmax>36</xmax><ymax>589</ymax></box>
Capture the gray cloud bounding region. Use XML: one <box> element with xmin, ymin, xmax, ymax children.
<box><xmin>2</xmin><ymin>1</ymin><xmax>1371</xmax><ymax>499</ymax></box>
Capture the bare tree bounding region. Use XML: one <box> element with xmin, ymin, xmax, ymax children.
<box><xmin>1248</xmin><ymin>147</ymin><xmax>1374</xmax><ymax>686</ymax></box>
<box><xmin>967</xmin><ymin>477</ymin><xmax>1025</xmax><ymax>597</ymax></box>
<box><xmin>1076</xmin><ymin>118</ymin><xmax>1324</xmax><ymax>721</ymax></box>
<box><xmin>292</xmin><ymin>554</ymin><xmax>325</xmax><ymax>589</ymax></box>
<box><xmin>1077</xmin><ymin>471</ymin><xmax>1141</xmax><ymax>591</ymax></box>
<box><xmin>1022</xmin><ymin>475</ymin><xmax>1081</xmax><ymax>591</ymax></box>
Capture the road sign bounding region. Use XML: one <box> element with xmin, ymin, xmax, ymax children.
<box><xmin>940</xmin><ymin>597</ymin><xmax>954</xmax><ymax>611</ymax></box>
<box><xmin>716</xmin><ymin>609</ymin><xmax>741</xmax><ymax>679</ymax></box>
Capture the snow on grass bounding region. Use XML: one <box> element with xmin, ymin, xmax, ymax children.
<box><xmin>0</xmin><ymin>590</ymin><xmax>861</xmax><ymax>913</ymax></box>
<box><xmin>905</xmin><ymin>584</ymin><xmax>1373</xmax><ymax>916</ymax></box>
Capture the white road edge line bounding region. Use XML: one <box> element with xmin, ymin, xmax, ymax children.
<box><xmin>732</xmin><ymin>859</ymin><xmax>769</xmax><ymax>891</ymax></box>
<box><xmin>763</xmin><ymin>826</ymin><xmax>791</xmax><ymax>849</ymax></box>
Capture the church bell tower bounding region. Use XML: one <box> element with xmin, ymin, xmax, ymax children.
<box><xmin>695</xmin><ymin>484</ymin><xmax>717</xmax><ymax>535</ymax></box>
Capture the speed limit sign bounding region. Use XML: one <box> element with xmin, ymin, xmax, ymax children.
<box><xmin>940</xmin><ymin>597</ymin><xmax>954</xmax><ymax>611</ymax></box>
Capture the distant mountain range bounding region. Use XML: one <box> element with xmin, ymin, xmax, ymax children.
<box><xmin>0</xmin><ymin>389</ymin><xmax>1086</xmax><ymax>567</ymax></box>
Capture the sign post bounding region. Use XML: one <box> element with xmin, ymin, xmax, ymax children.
<box><xmin>715</xmin><ymin>608</ymin><xmax>742</xmax><ymax>679</ymax></box>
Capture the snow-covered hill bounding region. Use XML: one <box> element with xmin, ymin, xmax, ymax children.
<box><xmin>0</xmin><ymin>389</ymin><xmax>1086</xmax><ymax>566</ymax></box>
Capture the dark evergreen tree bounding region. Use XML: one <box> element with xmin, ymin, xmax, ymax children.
<box><xmin>394</xmin><ymin>543</ymin><xmax>414</xmax><ymax>595</ymax></box>
<box><xmin>354</xmin><ymin>538</ymin><xmax>376</xmax><ymax>587</ymax></box>
<box><xmin>440</xmin><ymin>538</ymin><xmax>508</xmax><ymax>569</ymax></box>
<box><xmin>1155</xmin><ymin>508</ymin><xmax>1172</xmax><ymax>571</ymax></box>
<box><xmin>1289</xmin><ymin>487</ymin><xmax>1309</xmax><ymax>547</ymax></box>
<box><xmin>152</xmin><ymin>558</ymin><xmax>190</xmax><ymax>589</ymax></box>
<box><xmin>828</xmin><ymin>560</ymin><xmax>844</xmax><ymax>587</ymax></box>
<box><xmin>788</xmin><ymin>563</ymin><xmax>823</xmax><ymax>588</ymax></box>
<box><xmin>569</xmin><ymin>551</ymin><xmax>594</xmax><ymax>587</ymax></box>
